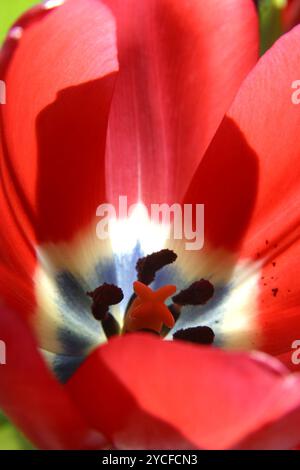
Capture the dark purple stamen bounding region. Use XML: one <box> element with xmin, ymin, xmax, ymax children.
<box><xmin>101</xmin><ymin>313</ymin><xmax>121</xmax><ymax>338</ymax></box>
<box><xmin>136</xmin><ymin>249</ymin><xmax>177</xmax><ymax>285</ymax></box>
<box><xmin>172</xmin><ymin>279</ymin><xmax>214</xmax><ymax>306</ymax></box>
<box><xmin>87</xmin><ymin>283</ymin><xmax>123</xmax><ymax>321</ymax></box>
<box><xmin>173</xmin><ymin>326</ymin><xmax>215</xmax><ymax>345</ymax></box>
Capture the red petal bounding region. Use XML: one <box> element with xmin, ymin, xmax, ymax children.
<box><xmin>0</xmin><ymin>263</ymin><xmax>34</xmax><ymax>321</ymax></box>
<box><xmin>0</xmin><ymin>129</ymin><xmax>36</xmax><ymax>319</ymax></box>
<box><xmin>102</xmin><ymin>0</ymin><xmax>258</xmax><ymax>206</ymax></box>
<box><xmin>181</xmin><ymin>26</ymin><xmax>300</xmax><ymax>356</ymax></box>
<box><xmin>256</xmin><ymin>238</ymin><xmax>300</xmax><ymax>362</ymax></box>
<box><xmin>66</xmin><ymin>334</ymin><xmax>300</xmax><ymax>449</ymax></box>
<box><xmin>228</xmin><ymin>27</ymin><xmax>300</xmax><ymax>262</ymax></box>
<box><xmin>277</xmin><ymin>351</ymin><xmax>300</xmax><ymax>372</ymax></box>
<box><xmin>226</xmin><ymin>27</ymin><xmax>300</xmax><ymax>358</ymax></box>
<box><xmin>0</xmin><ymin>305</ymin><xmax>109</xmax><ymax>449</ymax></box>
<box><xmin>283</xmin><ymin>0</ymin><xmax>300</xmax><ymax>31</ymax></box>
<box><xmin>0</xmin><ymin>0</ymin><xmax>118</xmax><ymax>245</ymax></box>
<box><xmin>182</xmin><ymin>115</ymin><xmax>259</xmax><ymax>251</ymax></box>
<box><xmin>184</xmin><ymin>26</ymin><xmax>300</xmax><ymax>253</ymax></box>
<box><xmin>236</xmin><ymin>380</ymin><xmax>300</xmax><ymax>450</ymax></box>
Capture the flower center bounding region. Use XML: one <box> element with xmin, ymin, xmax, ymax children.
<box><xmin>87</xmin><ymin>249</ymin><xmax>215</xmax><ymax>345</ymax></box>
<box><xmin>124</xmin><ymin>281</ymin><xmax>177</xmax><ymax>334</ymax></box>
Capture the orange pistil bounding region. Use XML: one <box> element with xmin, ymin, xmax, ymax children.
<box><xmin>124</xmin><ymin>281</ymin><xmax>177</xmax><ymax>334</ymax></box>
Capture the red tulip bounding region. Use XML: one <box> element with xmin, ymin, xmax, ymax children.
<box><xmin>1</xmin><ymin>0</ymin><xmax>300</xmax><ymax>450</ymax></box>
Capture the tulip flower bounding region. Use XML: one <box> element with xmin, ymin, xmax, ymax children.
<box><xmin>0</xmin><ymin>0</ymin><xmax>300</xmax><ymax>450</ymax></box>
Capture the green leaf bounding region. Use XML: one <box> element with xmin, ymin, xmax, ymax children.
<box><xmin>0</xmin><ymin>0</ymin><xmax>41</xmax><ymax>44</ymax></box>
<box><xmin>0</xmin><ymin>412</ymin><xmax>34</xmax><ymax>450</ymax></box>
<box><xmin>259</xmin><ymin>0</ymin><xmax>286</xmax><ymax>55</ymax></box>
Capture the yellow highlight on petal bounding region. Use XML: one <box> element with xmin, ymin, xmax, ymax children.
<box><xmin>221</xmin><ymin>260</ymin><xmax>262</xmax><ymax>350</ymax></box>
<box><xmin>272</xmin><ymin>0</ymin><xmax>287</xmax><ymax>9</ymax></box>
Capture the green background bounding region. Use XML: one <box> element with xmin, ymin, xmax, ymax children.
<box><xmin>0</xmin><ymin>0</ymin><xmax>40</xmax><ymax>44</ymax></box>
<box><xmin>0</xmin><ymin>412</ymin><xmax>33</xmax><ymax>450</ymax></box>
<box><xmin>0</xmin><ymin>0</ymin><xmax>288</xmax><ymax>452</ymax></box>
